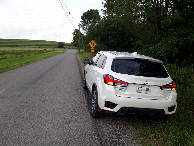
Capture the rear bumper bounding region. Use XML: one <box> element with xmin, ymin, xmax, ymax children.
<box><xmin>98</xmin><ymin>93</ymin><xmax>177</xmax><ymax>115</ymax></box>
<box><xmin>117</xmin><ymin>107</ymin><xmax>165</xmax><ymax>116</ymax></box>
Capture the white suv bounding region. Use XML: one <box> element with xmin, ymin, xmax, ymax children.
<box><xmin>83</xmin><ymin>51</ymin><xmax>177</xmax><ymax>118</ymax></box>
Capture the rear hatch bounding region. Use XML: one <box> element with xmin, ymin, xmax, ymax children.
<box><xmin>110</xmin><ymin>58</ymin><xmax>172</xmax><ymax>100</ymax></box>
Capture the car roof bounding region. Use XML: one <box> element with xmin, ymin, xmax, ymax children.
<box><xmin>98</xmin><ymin>51</ymin><xmax>162</xmax><ymax>63</ymax></box>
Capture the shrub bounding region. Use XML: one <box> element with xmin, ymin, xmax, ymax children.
<box><xmin>57</xmin><ymin>42</ymin><xmax>65</xmax><ymax>48</ymax></box>
<box><xmin>165</xmin><ymin>64</ymin><xmax>194</xmax><ymax>113</ymax></box>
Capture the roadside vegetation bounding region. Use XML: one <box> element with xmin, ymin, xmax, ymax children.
<box><xmin>76</xmin><ymin>49</ymin><xmax>94</xmax><ymax>65</ymax></box>
<box><xmin>0</xmin><ymin>39</ymin><xmax>67</xmax><ymax>73</ymax></box>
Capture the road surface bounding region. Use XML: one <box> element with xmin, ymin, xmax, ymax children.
<box><xmin>0</xmin><ymin>49</ymin><xmax>137</xmax><ymax>145</ymax></box>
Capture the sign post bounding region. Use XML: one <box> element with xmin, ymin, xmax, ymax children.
<box><xmin>89</xmin><ymin>40</ymin><xmax>96</xmax><ymax>52</ymax></box>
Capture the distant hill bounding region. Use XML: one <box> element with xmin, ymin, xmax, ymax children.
<box><xmin>0</xmin><ymin>39</ymin><xmax>60</xmax><ymax>48</ymax></box>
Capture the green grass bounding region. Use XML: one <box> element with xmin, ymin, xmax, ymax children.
<box><xmin>0</xmin><ymin>39</ymin><xmax>58</xmax><ymax>48</ymax></box>
<box><xmin>76</xmin><ymin>49</ymin><xmax>194</xmax><ymax>146</ymax></box>
<box><xmin>0</xmin><ymin>39</ymin><xmax>70</xmax><ymax>72</ymax></box>
<box><xmin>76</xmin><ymin>49</ymin><xmax>96</xmax><ymax>66</ymax></box>
<box><xmin>0</xmin><ymin>49</ymin><xmax>66</xmax><ymax>73</ymax></box>
<box><xmin>0</xmin><ymin>47</ymin><xmax>54</xmax><ymax>51</ymax></box>
<box><xmin>66</xmin><ymin>45</ymin><xmax>78</xmax><ymax>49</ymax></box>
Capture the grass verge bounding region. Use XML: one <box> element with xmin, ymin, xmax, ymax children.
<box><xmin>76</xmin><ymin>49</ymin><xmax>95</xmax><ymax>66</ymax></box>
<box><xmin>0</xmin><ymin>49</ymin><xmax>66</xmax><ymax>73</ymax></box>
<box><xmin>76</xmin><ymin>48</ymin><xmax>194</xmax><ymax>146</ymax></box>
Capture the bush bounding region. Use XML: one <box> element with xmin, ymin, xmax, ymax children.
<box><xmin>165</xmin><ymin>64</ymin><xmax>194</xmax><ymax>113</ymax></box>
<box><xmin>57</xmin><ymin>42</ymin><xmax>65</xmax><ymax>48</ymax></box>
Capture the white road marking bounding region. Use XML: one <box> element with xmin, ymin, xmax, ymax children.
<box><xmin>0</xmin><ymin>90</ymin><xmax>5</xmax><ymax>94</ymax></box>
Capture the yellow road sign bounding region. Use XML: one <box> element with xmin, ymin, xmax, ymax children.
<box><xmin>91</xmin><ymin>47</ymin><xmax>94</xmax><ymax>52</ymax></box>
<box><xmin>89</xmin><ymin>40</ymin><xmax>96</xmax><ymax>48</ymax></box>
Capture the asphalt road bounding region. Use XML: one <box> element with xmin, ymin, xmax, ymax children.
<box><xmin>0</xmin><ymin>49</ymin><xmax>137</xmax><ymax>146</ymax></box>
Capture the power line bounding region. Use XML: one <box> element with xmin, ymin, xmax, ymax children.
<box><xmin>58</xmin><ymin>0</ymin><xmax>76</xmax><ymax>28</ymax></box>
<box><xmin>61</xmin><ymin>0</ymin><xmax>78</xmax><ymax>26</ymax></box>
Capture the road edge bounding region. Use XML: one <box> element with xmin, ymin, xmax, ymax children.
<box><xmin>76</xmin><ymin>53</ymin><xmax>84</xmax><ymax>79</ymax></box>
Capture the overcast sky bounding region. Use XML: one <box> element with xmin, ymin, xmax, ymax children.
<box><xmin>0</xmin><ymin>0</ymin><xmax>104</xmax><ymax>42</ymax></box>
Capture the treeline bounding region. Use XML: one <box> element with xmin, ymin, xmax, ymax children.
<box><xmin>72</xmin><ymin>0</ymin><xmax>193</xmax><ymax>66</ymax></box>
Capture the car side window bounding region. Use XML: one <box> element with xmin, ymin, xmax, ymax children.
<box><xmin>93</xmin><ymin>53</ymin><xmax>100</xmax><ymax>63</ymax></box>
<box><xmin>96</xmin><ymin>55</ymin><xmax>107</xmax><ymax>69</ymax></box>
<box><xmin>95</xmin><ymin>54</ymin><xmax>101</xmax><ymax>65</ymax></box>
<box><xmin>101</xmin><ymin>55</ymin><xmax>107</xmax><ymax>69</ymax></box>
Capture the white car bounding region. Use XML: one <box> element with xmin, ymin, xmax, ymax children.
<box><xmin>83</xmin><ymin>51</ymin><xmax>177</xmax><ymax>118</ymax></box>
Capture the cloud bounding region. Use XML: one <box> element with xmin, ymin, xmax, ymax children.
<box><xmin>0</xmin><ymin>0</ymin><xmax>104</xmax><ymax>42</ymax></box>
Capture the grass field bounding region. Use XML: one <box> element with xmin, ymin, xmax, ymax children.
<box><xmin>65</xmin><ymin>45</ymin><xmax>77</xmax><ymax>50</ymax></box>
<box><xmin>0</xmin><ymin>47</ymin><xmax>54</xmax><ymax>51</ymax></box>
<box><xmin>0</xmin><ymin>39</ymin><xmax>57</xmax><ymax>48</ymax></box>
<box><xmin>0</xmin><ymin>39</ymin><xmax>69</xmax><ymax>73</ymax></box>
<box><xmin>76</xmin><ymin>48</ymin><xmax>194</xmax><ymax>146</ymax></box>
<box><xmin>0</xmin><ymin>39</ymin><xmax>72</xmax><ymax>48</ymax></box>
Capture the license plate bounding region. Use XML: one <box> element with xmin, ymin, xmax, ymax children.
<box><xmin>137</xmin><ymin>86</ymin><xmax>151</xmax><ymax>94</ymax></box>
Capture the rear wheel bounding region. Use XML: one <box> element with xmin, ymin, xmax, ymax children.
<box><xmin>91</xmin><ymin>88</ymin><xmax>100</xmax><ymax>118</ymax></box>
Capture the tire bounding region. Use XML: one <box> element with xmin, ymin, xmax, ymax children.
<box><xmin>91</xmin><ymin>88</ymin><xmax>100</xmax><ymax>118</ymax></box>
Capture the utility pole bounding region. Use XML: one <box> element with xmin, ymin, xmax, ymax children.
<box><xmin>78</xmin><ymin>23</ymin><xmax>80</xmax><ymax>53</ymax></box>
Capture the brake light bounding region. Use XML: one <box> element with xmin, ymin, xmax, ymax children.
<box><xmin>104</xmin><ymin>74</ymin><xmax>114</xmax><ymax>85</ymax></box>
<box><xmin>103</xmin><ymin>74</ymin><xmax>128</xmax><ymax>86</ymax></box>
<box><xmin>114</xmin><ymin>80</ymin><xmax>128</xmax><ymax>84</ymax></box>
<box><xmin>162</xmin><ymin>81</ymin><xmax>176</xmax><ymax>90</ymax></box>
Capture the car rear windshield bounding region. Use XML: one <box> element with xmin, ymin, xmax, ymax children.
<box><xmin>111</xmin><ymin>59</ymin><xmax>169</xmax><ymax>78</ymax></box>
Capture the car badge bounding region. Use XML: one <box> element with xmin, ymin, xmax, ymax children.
<box><xmin>144</xmin><ymin>80</ymin><xmax>148</xmax><ymax>85</ymax></box>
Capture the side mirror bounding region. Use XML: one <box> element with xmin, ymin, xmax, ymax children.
<box><xmin>83</xmin><ymin>59</ymin><xmax>91</xmax><ymax>65</ymax></box>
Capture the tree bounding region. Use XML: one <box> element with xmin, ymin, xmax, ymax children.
<box><xmin>57</xmin><ymin>42</ymin><xmax>65</xmax><ymax>48</ymax></box>
<box><xmin>72</xmin><ymin>29</ymin><xmax>82</xmax><ymax>47</ymax></box>
<box><xmin>80</xmin><ymin>9</ymin><xmax>101</xmax><ymax>33</ymax></box>
<box><xmin>78</xmin><ymin>0</ymin><xmax>193</xmax><ymax>65</ymax></box>
<box><xmin>102</xmin><ymin>0</ymin><xmax>194</xmax><ymax>65</ymax></box>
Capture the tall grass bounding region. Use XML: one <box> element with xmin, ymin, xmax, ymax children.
<box><xmin>76</xmin><ymin>49</ymin><xmax>95</xmax><ymax>66</ymax></box>
<box><xmin>165</xmin><ymin>64</ymin><xmax>194</xmax><ymax>118</ymax></box>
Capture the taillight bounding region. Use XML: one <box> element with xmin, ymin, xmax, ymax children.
<box><xmin>104</xmin><ymin>74</ymin><xmax>114</xmax><ymax>85</ymax></box>
<box><xmin>114</xmin><ymin>79</ymin><xmax>128</xmax><ymax>87</ymax></box>
<box><xmin>103</xmin><ymin>74</ymin><xmax>128</xmax><ymax>86</ymax></box>
<box><xmin>162</xmin><ymin>81</ymin><xmax>176</xmax><ymax>90</ymax></box>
